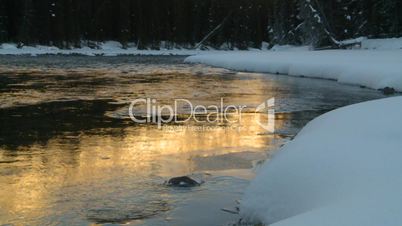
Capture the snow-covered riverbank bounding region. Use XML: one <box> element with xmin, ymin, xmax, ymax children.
<box><xmin>184</xmin><ymin>38</ymin><xmax>402</xmax><ymax>225</ymax></box>
<box><xmin>0</xmin><ymin>42</ymin><xmax>201</xmax><ymax>56</ymax></box>
<box><xmin>185</xmin><ymin>50</ymin><xmax>402</xmax><ymax>92</ymax></box>
<box><xmin>184</xmin><ymin>37</ymin><xmax>402</xmax><ymax>92</ymax></box>
<box><xmin>0</xmin><ymin>41</ymin><xmax>268</xmax><ymax>56</ymax></box>
<box><xmin>241</xmin><ymin>96</ymin><xmax>402</xmax><ymax>226</ymax></box>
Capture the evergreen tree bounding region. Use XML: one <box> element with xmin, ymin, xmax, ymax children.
<box><xmin>18</xmin><ymin>0</ymin><xmax>36</xmax><ymax>45</ymax></box>
<box><xmin>0</xmin><ymin>1</ymin><xmax>8</xmax><ymax>42</ymax></box>
<box><xmin>0</xmin><ymin>0</ymin><xmax>401</xmax><ymax>49</ymax></box>
<box><xmin>297</xmin><ymin>0</ymin><xmax>329</xmax><ymax>46</ymax></box>
<box><xmin>270</xmin><ymin>0</ymin><xmax>299</xmax><ymax>45</ymax></box>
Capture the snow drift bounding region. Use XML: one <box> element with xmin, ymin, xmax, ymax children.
<box><xmin>0</xmin><ymin>42</ymin><xmax>205</xmax><ymax>56</ymax></box>
<box><xmin>362</xmin><ymin>37</ymin><xmax>402</xmax><ymax>50</ymax></box>
<box><xmin>240</xmin><ymin>96</ymin><xmax>402</xmax><ymax>226</ymax></box>
<box><xmin>185</xmin><ymin>50</ymin><xmax>402</xmax><ymax>92</ymax></box>
<box><xmin>0</xmin><ymin>41</ymin><xmax>269</xmax><ymax>56</ymax></box>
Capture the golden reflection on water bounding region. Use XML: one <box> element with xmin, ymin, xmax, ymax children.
<box><xmin>0</xmin><ymin>71</ymin><xmax>289</xmax><ymax>225</ymax></box>
<box><xmin>0</xmin><ymin>112</ymin><xmax>286</xmax><ymax>224</ymax></box>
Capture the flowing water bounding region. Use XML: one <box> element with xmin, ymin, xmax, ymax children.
<box><xmin>0</xmin><ymin>55</ymin><xmax>385</xmax><ymax>226</ymax></box>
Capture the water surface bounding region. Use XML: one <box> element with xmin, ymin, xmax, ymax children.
<box><xmin>0</xmin><ymin>55</ymin><xmax>385</xmax><ymax>225</ymax></box>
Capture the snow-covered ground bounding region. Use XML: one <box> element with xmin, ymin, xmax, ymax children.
<box><xmin>185</xmin><ymin>50</ymin><xmax>402</xmax><ymax>92</ymax></box>
<box><xmin>240</xmin><ymin>96</ymin><xmax>402</xmax><ymax>226</ymax></box>
<box><xmin>185</xmin><ymin>38</ymin><xmax>402</xmax><ymax>92</ymax></box>
<box><xmin>362</xmin><ymin>37</ymin><xmax>402</xmax><ymax>50</ymax></box>
<box><xmin>0</xmin><ymin>41</ymin><xmax>203</xmax><ymax>56</ymax></box>
<box><xmin>0</xmin><ymin>41</ymin><xmax>267</xmax><ymax>56</ymax></box>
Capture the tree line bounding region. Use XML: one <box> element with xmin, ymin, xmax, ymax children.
<box><xmin>0</xmin><ymin>0</ymin><xmax>401</xmax><ymax>49</ymax></box>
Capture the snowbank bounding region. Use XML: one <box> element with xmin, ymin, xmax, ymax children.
<box><xmin>185</xmin><ymin>50</ymin><xmax>402</xmax><ymax>92</ymax></box>
<box><xmin>362</xmin><ymin>37</ymin><xmax>402</xmax><ymax>50</ymax></box>
<box><xmin>270</xmin><ymin>45</ymin><xmax>312</xmax><ymax>52</ymax></box>
<box><xmin>0</xmin><ymin>41</ymin><xmax>270</xmax><ymax>56</ymax></box>
<box><xmin>0</xmin><ymin>42</ymin><xmax>203</xmax><ymax>56</ymax></box>
<box><xmin>240</xmin><ymin>96</ymin><xmax>402</xmax><ymax>226</ymax></box>
<box><xmin>0</xmin><ymin>43</ymin><xmax>18</xmax><ymax>50</ymax></box>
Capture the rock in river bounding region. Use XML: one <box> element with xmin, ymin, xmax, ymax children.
<box><xmin>166</xmin><ymin>176</ymin><xmax>202</xmax><ymax>187</ymax></box>
<box><xmin>380</xmin><ymin>87</ymin><xmax>396</xmax><ymax>95</ymax></box>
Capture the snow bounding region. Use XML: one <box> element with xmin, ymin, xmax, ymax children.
<box><xmin>240</xmin><ymin>96</ymin><xmax>402</xmax><ymax>226</ymax></box>
<box><xmin>270</xmin><ymin>45</ymin><xmax>312</xmax><ymax>52</ymax></box>
<box><xmin>100</xmin><ymin>41</ymin><xmax>124</xmax><ymax>50</ymax></box>
<box><xmin>0</xmin><ymin>41</ymin><xmax>267</xmax><ymax>56</ymax></box>
<box><xmin>185</xmin><ymin>50</ymin><xmax>402</xmax><ymax>92</ymax></box>
<box><xmin>0</xmin><ymin>43</ymin><xmax>18</xmax><ymax>50</ymax></box>
<box><xmin>1</xmin><ymin>37</ymin><xmax>401</xmax><ymax>57</ymax></box>
<box><xmin>0</xmin><ymin>41</ymin><xmax>185</xmax><ymax>56</ymax></box>
<box><xmin>362</xmin><ymin>37</ymin><xmax>402</xmax><ymax>50</ymax></box>
<box><xmin>338</xmin><ymin>36</ymin><xmax>366</xmax><ymax>46</ymax></box>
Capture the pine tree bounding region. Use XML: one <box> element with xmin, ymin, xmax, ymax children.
<box><xmin>118</xmin><ymin>0</ymin><xmax>131</xmax><ymax>47</ymax></box>
<box><xmin>0</xmin><ymin>0</ymin><xmax>401</xmax><ymax>49</ymax></box>
<box><xmin>269</xmin><ymin>0</ymin><xmax>299</xmax><ymax>45</ymax></box>
<box><xmin>375</xmin><ymin>0</ymin><xmax>402</xmax><ymax>37</ymax></box>
<box><xmin>18</xmin><ymin>0</ymin><xmax>36</xmax><ymax>45</ymax></box>
<box><xmin>0</xmin><ymin>1</ymin><xmax>8</xmax><ymax>42</ymax></box>
<box><xmin>297</xmin><ymin>0</ymin><xmax>325</xmax><ymax>46</ymax></box>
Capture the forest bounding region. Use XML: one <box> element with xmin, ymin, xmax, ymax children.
<box><xmin>0</xmin><ymin>0</ymin><xmax>401</xmax><ymax>49</ymax></box>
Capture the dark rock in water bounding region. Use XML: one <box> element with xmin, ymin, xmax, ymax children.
<box><xmin>166</xmin><ymin>176</ymin><xmax>201</xmax><ymax>187</ymax></box>
<box><xmin>221</xmin><ymin>207</ymin><xmax>240</xmax><ymax>214</ymax></box>
<box><xmin>379</xmin><ymin>87</ymin><xmax>396</xmax><ymax>95</ymax></box>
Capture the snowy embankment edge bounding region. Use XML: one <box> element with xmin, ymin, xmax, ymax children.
<box><xmin>0</xmin><ymin>41</ymin><xmax>272</xmax><ymax>56</ymax></box>
<box><xmin>1</xmin><ymin>37</ymin><xmax>401</xmax><ymax>57</ymax></box>
<box><xmin>238</xmin><ymin>96</ymin><xmax>402</xmax><ymax>226</ymax></box>
<box><xmin>184</xmin><ymin>50</ymin><xmax>402</xmax><ymax>92</ymax></box>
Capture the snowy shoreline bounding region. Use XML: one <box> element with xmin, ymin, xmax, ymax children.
<box><xmin>185</xmin><ymin>50</ymin><xmax>402</xmax><ymax>92</ymax></box>
<box><xmin>185</xmin><ymin>38</ymin><xmax>402</xmax><ymax>92</ymax></box>
<box><xmin>240</xmin><ymin>96</ymin><xmax>402</xmax><ymax>226</ymax></box>
<box><xmin>184</xmin><ymin>38</ymin><xmax>402</xmax><ymax>225</ymax></box>
<box><xmin>0</xmin><ymin>41</ymin><xmax>269</xmax><ymax>56</ymax></box>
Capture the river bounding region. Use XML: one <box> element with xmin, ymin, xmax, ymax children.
<box><xmin>0</xmin><ymin>55</ymin><xmax>385</xmax><ymax>225</ymax></box>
